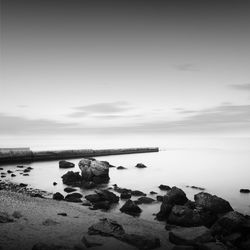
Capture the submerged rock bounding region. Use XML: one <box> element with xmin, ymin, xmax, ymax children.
<box><xmin>120</xmin><ymin>199</ymin><xmax>142</xmax><ymax>216</ymax></box>
<box><xmin>79</xmin><ymin>158</ymin><xmax>110</xmax><ymax>184</ymax></box>
<box><xmin>59</xmin><ymin>160</ymin><xmax>75</xmax><ymax>169</ymax></box>
<box><xmin>117</xmin><ymin>166</ymin><xmax>127</xmax><ymax>170</ymax></box>
<box><xmin>135</xmin><ymin>163</ymin><xmax>147</xmax><ymax>168</ymax></box>
<box><xmin>194</xmin><ymin>192</ymin><xmax>233</xmax><ymax>214</ymax></box>
<box><xmin>169</xmin><ymin>226</ymin><xmax>213</xmax><ymax>246</ymax></box>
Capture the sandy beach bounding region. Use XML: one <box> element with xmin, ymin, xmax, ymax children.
<box><xmin>0</xmin><ymin>190</ymin><xmax>172</xmax><ymax>250</ymax></box>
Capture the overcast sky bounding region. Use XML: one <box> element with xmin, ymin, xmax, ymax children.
<box><xmin>1</xmin><ymin>0</ymin><xmax>250</xmax><ymax>135</ymax></box>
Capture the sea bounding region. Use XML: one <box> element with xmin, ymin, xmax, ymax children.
<box><xmin>0</xmin><ymin>134</ymin><xmax>250</xmax><ymax>221</ymax></box>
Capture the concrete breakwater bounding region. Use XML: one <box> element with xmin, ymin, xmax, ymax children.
<box><xmin>0</xmin><ymin>147</ymin><xmax>159</xmax><ymax>164</ymax></box>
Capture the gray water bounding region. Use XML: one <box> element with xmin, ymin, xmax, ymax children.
<box><xmin>0</xmin><ymin>134</ymin><xmax>250</xmax><ymax>221</ymax></box>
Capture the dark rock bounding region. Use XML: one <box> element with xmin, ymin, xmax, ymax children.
<box><xmin>11</xmin><ymin>174</ymin><xmax>16</xmax><ymax>177</ymax></box>
<box><xmin>19</xmin><ymin>183</ymin><xmax>28</xmax><ymax>187</ymax></box>
<box><xmin>92</xmin><ymin>201</ymin><xmax>111</xmax><ymax>210</ymax></box>
<box><xmin>57</xmin><ymin>213</ymin><xmax>67</xmax><ymax>216</ymax></box>
<box><xmin>159</xmin><ymin>184</ymin><xmax>171</xmax><ymax>191</ymax></box>
<box><xmin>120</xmin><ymin>199</ymin><xmax>142</xmax><ymax>216</ymax></box>
<box><xmin>65</xmin><ymin>192</ymin><xmax>83</xmax><ymax>199</ymax></box>
<box><xmin>131</xmin><ymin>190</ymin><xmax>147</xmax><ymax>196</ymax></box>
<box><xmin>169</xmin><ymin>226</ymin><xmax>213</xmax><ymax>246</ymax></box>
<box><xmin>210</xmin><ymin>211</ymin><xmax>246</xmax><ymax>236</ymax></box>
<box><xmin>79</xmin><ymin>158</ymin><xmax>110</xmax><ymax>184</ymax></box>
<box><xmin>240</xmin><ymin>189</ymin><xmax>250</xmax><ymax>193</ymax></box>
<box><xmin>197</xmin><ymin>242</ymin><xmax>228</xmax><ymax>250</ymax></box>
<box><xmin>53</xmin><ymin>182</ymin><xmax>57</xmax><ymax>186</ymax></box>
<box><xmin>23</xmin><ymin>169</ymin><xmax>31</xmax><ymax>173</ymax></box>
<box><xmin>7</xmin><ymin>170</ymin><xmax>13</xmax><ymax>174</ymax></box>
<box><xmin>88</xmin><ymin>218</ymin><xmax>125</xmax><ymax>237</ymax></box>
<box><xmin>85</xmin><ymin>194</ymin><xmax>105</xmax><ymax>203</ymax></box>
<box><xmin>81</xmin><ymin>236</ymin><xmax>103</xmax><ymax>248</ymax></box>
<box><xmin>114</xmin><ymin>186</ymin><xmax>132</xmax><ymax>194</ymax></box>
<box><xmin>120</xmin><ymin>192</ymin><xmax>132</xmax><ymax>199</ymax></box>
<box><xmin>61</xmin><ymin>171</ymin><xmax>82</xmax><ymax>186</ymax></box>
<box><xmin>117</xmin><ymin>166</ymin><xmax>127</xmax><ymax>170</ymax></box>
<box><xmin>188</xmin><ymin>186</ymin><xmax>205</xmax><ymax>191</ymax></box>
<box><xmin>156</xmin><ymin>195</ymin><xmax>163</xmax><ymax>202</ymax></box>
<box><xmin>194</xmin><ymin>192</ymin><xmax>233</xmax><ymax>214</ymax></box>
<box><xmin>53</xmin><ymin>192</ymin><xmax>64</xmax><ymax>201</ymax></box>
<box><xmin>16</xmin><ymin>165</ymin><xmax>24</xmax><ymax>168</ymax></box>
<box><xmin>27</xmin><ymin>167</ymin><xmax>33</xmax><ymax>170</ymax></box>
<box><xmin>150</xmin><ymin>191</ymin><xmax>157</xmax><ymax>195</ymax></box>
<box><xmin>167</xmin><ymin>205</ymin><xmax>217</xmax><ymax>227</ymax></box>
<box><xmin>65</xmin><ymin>195</ymin><xmax>82</xmax><ymax>203</ymax></box>
<box><xmin>135</xmin><ymin>163</ymin><xmax>147</xmax><ymax>168</ymax></box>
<box><xmin>0</xmin><ymin>212</ymin><xmax>14</xmax><ymax>223</ymax></box>
<box><xmin>0</xmin><ymin>167</ymin><xmax>3</xmax><ymax>170</ymax></box>
<box><xmin>64</xmin><ymin>187</ymin><xmax>77</xmax><ymax>193</ymax></box>
<box><xmin>223</xmin><ymin>232</ymin><xmax>242</xmax><ymax>245</ymax></box>
<box><xmin>23</xmin><ymin>173</ymin><xmax>29</xmax><ymax>176</ymax></box>
<box><xmin>136</xmin><ymin>197</ymin><xmax>155</xmax><ymax>204</ymax></box>
<box><xmin>82</xmin><ymin>181</ymin><xmax>97</xmax><ymax>189</ymax></box>
<box><xmin>31</xmin><ymin>193</ymin><xmax>44</xmax><ymax>198</ymax></box>
<box><xmin>59</xmin><ymin>160</ymin><xmax>75</xmax><ymax>169</ymax></box>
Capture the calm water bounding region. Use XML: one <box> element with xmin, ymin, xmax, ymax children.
<box><xmin>0</xmin><ymin>134</ymin><xmax>250</xmax><ymax>221</ymax></box>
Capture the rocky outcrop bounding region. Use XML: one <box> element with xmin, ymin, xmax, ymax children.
<box><xmin>88</xmin><ymin>218</ymin><xmax>160</xmax><ymax>250</ymax></box>
<box><xmin>194</xmin><ymin>192</ymin><xmax>233</xmax><ymax>214</ymax></box>
<box><xmin>169</xmin><ymin>226</ymin><xmax>213</xmax><ymax>246</ymax></box>
<box><xmin>79</xmin><ymin>158</ymin><xmax>110</xmax><ymax>184</ymax></box>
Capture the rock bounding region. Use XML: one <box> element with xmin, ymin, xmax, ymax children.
<box><xmin>131</xmin><ymin>190</ymin><xmax>146</xmax><ymax>196</ymax></box>
<box><xmin>0</xmin><ymin>167</ymin><xmax>3</xmax><ymax>170</ymax></box>
<box><xmin>95</xmin><ymin>190</ymin><xmax>119</xmax><ymax>203</ymax></box>
<box><xmin>114</xmin><ymin>186</ymin><xmax>132</xmax><ymax>194</ymax></box>
<box><xmin>64</xmin><ymin>187</ymin><xmax>77</xmax><ymax>193</ymax></box>
<box><xmin>85</xmin><ymin>194</ymin><xmax>104</xmax><ymax>203</ymax></box>
<box><xmin>157</xmin><ymin>187</ymin><xmax>188</xmax><ymax>220</ymax></box>
<box><xmin>17</xmin><ymin>165</ymin><xmax>24</xmax><ymax>168</ymax></box>
<box><xmin>194</xmin><ymin>192</ymin><xmax>233</xmax><ymax>214</ymax></box>
<box><xmin>120</xmin><ymin>199</ymin><xmax>142</xmax><ymax>216</ymax></box>
<box><xmin>57</xmin><ymin>213</ymin><xmax>67</xmax><ymax>216</ymax></box>
<box><xmin>197</xmin><ymin>242</ymin><xmax>228</xmax><ymax>250</ymax></box>
<box><xmin>135</xmin><ymin>163</ymin><xmax>147</xmax><ymax>168</ymax></box>
<box><xmin>240</xmin><ymin>189</ymin><xmax>250</xmax><ymax>193</ymax></box>
<box><xmin>169</xmin><ymin>226</ymin><xmax>213</xmax><ymax>246</ymax></box>
<box><xmin>156</xmin><ymin>195</ymin><xmax>163</xmax><ymax>202</ymax></box>
<box><xmin>61</xmin><ymin>171</ymin><xmax>82</xmax><ymax>186</ymax></box>
<box><xmin>88</xmin><ymin>218</ymin><xmax>125</xmax><ymax>237</ymax></box>
<box><xmin>12</xmin><ymin>211</ymin><xmax>22</xmax><ymax>218</ymax></box>
<box><xmin>27</xmin><ymin>167</ymin><xmax>33</xmax><ymax>170</ymax></box>
<box><xmin>167</xmin><ymin>205</ymin><xmax>217</xmax><ymax>227</ymax></box>
<box><xmin>79</xmin><ymin>158</ymin><xmax>110</xmax><ymax>184</ymax></box>
<box><xmin>53</xmin><ymin>192</ymin><xmax>64</xmax><ymax>200</ymax></box>
<box><xmin>81</xmin><ymin>236</ymin><xmax>102</xmax><ymax>248</ymax></box>
<box><xmin>150</xmin><ymin>191</ymin><xmax>157</xmax><ymax>195</ymax></box>
<box><xmin>82</xmin><ymin>181</ymin><xmax>97</xmax><ymax>189</ymax></box>
<box><xmin>121</xmin><ymin>233</ymin><xmax>160</xmax><ymax>250</ymax></box>
<box><xmin>59</xmin><ymin>160</ymin><xmax>75</xmax><ymax>169</ymax></box>
<box><xmin>53</xmin><ymin>182</ymin><xmax>57</xmax><ymax>186</ymax></box>
<box><xmin>186</xmin><ymin>186</ymin><xmax>205</xmax><ymax>191</ymax></box>
<box><xmin>7</xmin><ymin>170</ymin><xmax>13</xmax><ymax>173</ymax></box>
<box><xmin>0</xmin><ymin>212</ymin><xmax>14</xmax><ymax>223</ymax></box>
<box><xmin>117</xmin><ymin>166</ymin><xmax>126</xmax><ymax>170</ymax></box>
<box><xmin>210</xmin><ymin>211</ymin><xmax>246</xmax><ymax>236</ymax></box>
<box><xmin>23</xmin><ymin>173</ymin><xmax>29</xmax><ymax>176</ymax></box>
<box><xmin>136</xmin><ymin>197</ymin><xmax>155</xmax><ymax>204</ymax></box>
<box><xmin>11</xmin><ymin>174</ymin><xmax>16</xmax><ymax>177</ymax></box>
<box><xmin>19</xmin><ymin>183</ymin><xmax>28</xmax><ymax>187</ymax></box>
<box><xmin>120</xmin><ymin>192</ymin><xmax>132</xmax><ymax>199</ymax></box>
<box><xmin>23</xmin><ymin>169</ymin><xmax>31</xmax><ymax>173</ymax></box>
<box><xmin>159</xmin><ymin>184</ymin><xmax>171</xmax><ymax>191</ymax></box>
<box><xmin>92</xmin><ymin>201</ymin><xmax>111</xmax><ymax>210</ymax></box>
<box><xmin>65</xmin><ymin>193</ymin><xmax>83</xmax><ymax>202</ymax></box>
<box><xmin>42</xmin><ymin>219</ymin><xmax>59</xmax><ymax>226</ymax></box>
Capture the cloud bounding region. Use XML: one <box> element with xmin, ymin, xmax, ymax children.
<box><xmin>173</xmin><ymin>63</ymin><xmax>198</xmax><ymax>72</ymax></box>
<box><xmin>230</xmin><ymin>83</ymin><xmax>250</xmax><ymax>91</ymax></box>
<box><xmin>69</xmin><ymin>101</ymin><xmax>132</xmax><ymax>117</ymax></box>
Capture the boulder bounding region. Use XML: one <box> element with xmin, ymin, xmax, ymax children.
<box><xmin>52</xmin><ymin>192</ymin><xmax>64</xmax><ymax>201</ymax></box>
<box><xmin>61</xmin><ymin>171</ymin><xmax>82</xmax><ymax>186</ymax></box>
<box><xmin>79</xmin><ymin>158</ymin><xmax>110</xmax><ymax>184</ymax></box>
<box><xmin>210</xmin><ymin>211</ymin><xmax>246</xmax><ymax>236</ymax></box>
<box><xmin>85</xmin><ymin>194</ymin><xmax>105</xmax><ymax>203</ymax></box>
<box><xmin>120</xmin><ymin>192</ymin><xmax>132</xmax><ymax>199</ymax></box>
<box><xmin>95</xmin><ymin>190</ymin><xmax>119</xmax><ymax>203</ymax></box>
<box><xmin>136</xmin><ymin>197</ymin><xmax>155</xmax><ymax>204</ymax></box>
<box><xmin>169</xmin><ymin>226</ymin><xmax>213</xmax><ymax>246</ymax></box>
<box><xmin>64</xmin><ymin>187</ymin><xmax>77</xmax><ymax>193</ymax></box>
<box><xmin>150</xmin><ymin>191</ymin><xmax>157</xmax><ymax>195</ymax></box>
<box><xmin>120</xmin><ymin>199</ymin><xmax>142</xmax><ymax>216</ymax></box>
<box><xmin>131</xmin><ymin>190</ymin><xmax>147</xmax><ymax>196</ymax></box>
<box><xmin>159</xmin><ymin>184</ymin><xmax>171</xmax><ymax>191</ymax></box>
<box><xmin>167</xmin><ymin>205</ymin><xmax>217</xmax><ymax>227</ymax></box>
<box><xmin>240</xmin><ymin>189</ymin><xmax>250</xmax><ymax>193</ymax></box>
<box><xmin>59</xmin><ymin>160</ymin><xmax>75</xmax><ymax>169</ymax></box>
<box><xmin>135</xmin><ymin>163</ymin><xmax>147</xmax><ymax>168</ymax></box>
<box><xmin>65</xmin><ymin>193</ymin><xmax>83</xmax><ymax>203</ymax></box>
<box><xmin>194</xmin><ymin>192</ymin><xmax>233</xmax><ymax>214</ymax></box>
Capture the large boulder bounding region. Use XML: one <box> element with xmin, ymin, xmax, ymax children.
<box><xmin>169</xmin><ymin>226</ymin><xmax>213</xmax><ymax>246</ymax></box>
<box><xmin>167</xmin><ymin>205</ymin><xmax>217</xmax><ymax>227</ymax></box>
<box><xmin>61</xmin><ymin>171</ymin><xmax>82</xmax><ymax>186</ymax></box>
<box><xmin>157</xmin><ymin>187</ymin><xmax>188</xmax><ymax>220</ymax></box>
<box><xmin>79</xmin><ymin>158</ymin><xmax>110</xmax><ymax>184</ymax></box>
<box><xmin>194</xmin><ymin>192</ymin><xmax>233</xmax><ymax>215</ymax></box>
<box><xmin>59</xmin><ymin>160</ymin><xmax>75</xmax><ymax>169</ymax></box>
<box><xmin>210</xmin><ymin>211</ymin><xmax>246</xmax><ymax>236</ymax></box>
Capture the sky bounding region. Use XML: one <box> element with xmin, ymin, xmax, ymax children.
<box><xmin>1</xmin><ymin>0</ymin><xmax>250</xmax><ymax>135</ymax></box>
